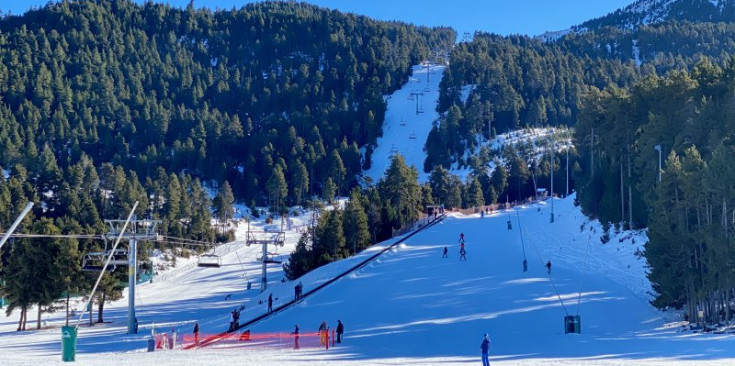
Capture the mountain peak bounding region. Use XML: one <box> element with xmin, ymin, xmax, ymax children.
<box><xmin>575</xmin><ymin>0</ymin><xmax>733</xmax><ymax>32</ymax></box>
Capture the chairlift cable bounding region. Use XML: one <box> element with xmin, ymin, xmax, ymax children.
<box><xmin>575</xmin><ymin>231</ymin><xmax>593</xmax><ymax>316</ymax></box>
<box><xmin>515</xmin><ymin>209</ymin><xmax>526</xmax><ymax>261</ymax></box>
<box><xmin>524</xmin><ymin>226</ymin><xmax>569</xmax><ymax>317</ymax></box>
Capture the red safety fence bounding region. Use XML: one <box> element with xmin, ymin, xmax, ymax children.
<box><xmin>182</xmin><ymin>330</ymin><xmax>331</xmax><ymax>350</ymax></box>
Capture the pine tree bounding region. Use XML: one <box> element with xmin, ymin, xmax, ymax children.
<box><xmin>464</xmin><ymin>176</ymin><xmax>485</xmax><ymax>208</ymax></box>
<box><xmin>380</xmin><ymin>154</ymin><xmax>421</xmax><ymax>228</ymax></box>
<box><xmin>322</xmin><ymin>178</ymin><xmax>337</xmax><ymax>204</ymax></box>
<box><xmin>213</xmin><ymin>181</ymin><xmax>235</xmax><ymax>234</ymax></box>
<box><xmin>343</xmin><ymin>189</ymin><xmax>370</xmax><ymax>254</ymax></box>
<box><xmin>266</xmin><ymin>165</ymin><xmax>288</xmax><ymax>213</ymax></box>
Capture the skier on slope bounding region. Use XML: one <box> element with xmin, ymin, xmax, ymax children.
<box><xmin>268</xmin><ymin>293</ymin><xmax>273</xmax><ymax>313</ymax></box>
<box><xmin>442</xmin><ymin>246</ymin><xmax>448</xmax><ymax>258</ymax></box>
<box><xmin>459</xmin><ymin>246</ymin><xmax>467</xmax><ymax>261</ymax></box>
<box><xmin>459</xmin><ymin>232</ymin><xmax>465</xmax><ymax>243</ymax></box>
<box><xmin>546</xmin><ymin>260</ymin><xmax>552</xmax><ymax>275</ymax></box>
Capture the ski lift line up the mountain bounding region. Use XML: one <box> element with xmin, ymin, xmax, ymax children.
<box><xmin>515</xmin><ymin>209</ymin><xmax>526</xmax><ymax>264</ymax></box>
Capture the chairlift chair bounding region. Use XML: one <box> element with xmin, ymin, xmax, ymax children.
<box><xmin>81</xmin><ymin>249</ymin><xmax>128</xmax><ymax>272</ymax></box>
<box><xmin>197</xmin><ymin>254</ymin><xmax>222</xmax><ymax>268</ymax></box>
<box><xmin>198</xmin><ymin>245</ymin><xmax>221</xmax><ymax>267</ymax></box>
<box><xmin>263</xmin><ymin>252</ymin><xmax>282</xmax><ymax>265</ymax></box>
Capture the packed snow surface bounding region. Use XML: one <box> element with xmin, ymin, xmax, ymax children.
<box><xmin>3</xmin><ymin>195</ymin><xmax>735</xmax><ymax>365</ymax></box>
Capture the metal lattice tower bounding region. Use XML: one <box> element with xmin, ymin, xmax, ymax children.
<box><xmin>104</xmin><ymin>217</ymin><xmax>160</xmax><ymax>335</ymax></box>
<box><xmin>245</xmin><ymin>220</ymin><xmax>285</xmax><ymax>292</ymax></box>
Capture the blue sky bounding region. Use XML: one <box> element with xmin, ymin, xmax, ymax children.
<box><xmin>2</xmin><ymin>0</ymin><xmax>634</xmax><ymax>36</ymax></box>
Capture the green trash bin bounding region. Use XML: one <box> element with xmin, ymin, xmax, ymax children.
<box><xmin>61</xmin><ymin>326</ymin><xmax>77</xmax><ymax>362</ymax></box>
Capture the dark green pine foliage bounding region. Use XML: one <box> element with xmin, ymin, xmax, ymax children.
<box><xmin>378</xmin><ymin>154</ymin><xmax>422</xmax><ymax>230</ymax></box>
<box><xmin>343</xmin><ymin>188</ymin><xmax>371</xmax><ymax>254</ymax></box>
<box><xmin>575</xmin><ymin>59</ymin><xmax>735</xmax><ymax>323</ymax></box>
<box><xmin>314</xmin><ymin>210</ymin><xmax>347</xmax><ymax>265</ymax></box>
<box><xmin>0</xmin><ymin>0</ymin><xmax>453</xmax><ymax>237</ymax></box>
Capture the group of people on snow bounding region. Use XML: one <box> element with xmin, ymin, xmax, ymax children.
<box><xmin>441</xmin><ymin>233</ymin><xmax>468</xmax><ymax>260</ymax></box>
<box><xmin>441</xmin><ymin>233</ymin><xmax>554</xmax><ymax>275</ymax></box>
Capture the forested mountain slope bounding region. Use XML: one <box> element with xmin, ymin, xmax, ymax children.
<box><xmin>0</xmin><ymin>0</ymin><xmax>453</xmax><ymax>325</ymax></box>
<box><xmin>0</xmin><ymin>0</ymin><xmax>453</xmax><ymax>227</ymax></box>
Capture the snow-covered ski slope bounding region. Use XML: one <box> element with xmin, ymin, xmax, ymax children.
<box><xmin>366</xmin><ymin>63</ymin><xmax>443</xmax><ymax>183</ymax></box>
<box><xmin>5</xmin><ymin>196</ymin><xmax>735</xmax><ymax>365</ymax></box>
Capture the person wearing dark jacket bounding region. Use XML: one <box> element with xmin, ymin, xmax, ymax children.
<box><xmin>480</xmin><ymin>333</ymin><xmax>490</xmax><ymax>366</ymax></box>
<box><xmin>193</xmin><ymin>322</ymin><xmax>200</xmax><ymax>345</ymax></box>
<box><xmin>268</xmin><ymin>293</ymin><xmax>273</xmax><ymax>313</ymax></box>
<box><xmin>546</xmin><ymin>260</ymin><xmax>552</xmax><ymax>275</ymax></box>
<box><xmin>336</xmin><ymin>320</ymin><xmax>344</xmax><ymax>343</ymax></box>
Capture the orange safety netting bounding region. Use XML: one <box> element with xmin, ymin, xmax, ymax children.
<box><xmin>182</xmin><ymin>330</ymin><xmax>332</xmax><ymax>350</ymax></box>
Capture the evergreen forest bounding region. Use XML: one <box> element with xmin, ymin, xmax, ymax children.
<box><xmin>0</xmin><ymin>0</ymin><xmax>454</xmax><ymax>330</ymax></box>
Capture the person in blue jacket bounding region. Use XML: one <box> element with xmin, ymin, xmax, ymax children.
<box><xmin>480</xmin><ymin>333</ymin><xmax>490</xmax><ymax>366</ymax></box>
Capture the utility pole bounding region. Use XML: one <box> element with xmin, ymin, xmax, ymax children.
<box><xmin>590</xmin><ymin>128</ymin><xmax>594</xmax><ymax>178</ymax></box>
<box><xmin>628</xmin><ymin>153</ymin><xmax>633</xmax><ymax>230</ymax></box>
<box><xmin>566</xmin><ymin>141</ymin><xmax>569</xmax><ymax>197</ymax></box>
<box><xmin>550</xmin><ymin>139</ymin><xmax>554</xmax><ymax>223</ymax></box>
<box><xmin>654</xmin><ymin>144</ymin><xmax>662</xmax><ymax>183</ymax></box>
<box><xmin>620</xmin><ymin>156</ymin><xmax>624</xmax><ymax>225</ymax></box>
<box><xmin>104</xmin><ymin>216</ymin><xmax>160</xmax><ymax>335</ymax></box>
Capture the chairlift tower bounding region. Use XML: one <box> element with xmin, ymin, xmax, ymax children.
<box><xmin>104</xmin><ymin>217</ymin><xmax>160</xmax><ymax>335</ymax></box>
<box><xmin>425</xmin><ymin>61</ymin><xmax>431</xmax><ymax>83</ymax></box>
<box><xmin>245</xmin><ymin>220</ymin><xmax>285</xmax><ymax>292</ymax></box>
<box><xmin>410</xmin><ymin>91</ymin><xmax>424</xmax><ymax>115</ymax></box>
